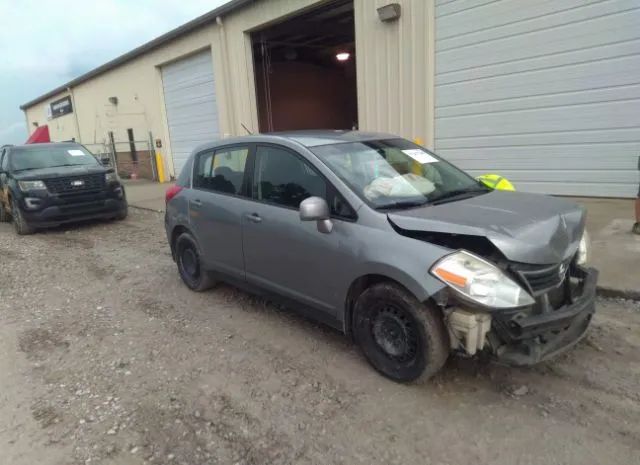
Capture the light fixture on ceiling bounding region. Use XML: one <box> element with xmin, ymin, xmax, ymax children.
<box><xmin>336</xmin><ymin>52</ymin><xmax>350</xmax><ymax>62</ymax></box>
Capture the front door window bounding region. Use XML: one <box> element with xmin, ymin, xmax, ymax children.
<box><xmin>253</xmin><ymin>146</ymin><xmax>326</xmax><ymax>208</ymax></box>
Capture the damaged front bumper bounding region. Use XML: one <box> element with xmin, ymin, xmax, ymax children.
<box><xmin>489</xmin><ymin>266</ymin><xmax>598</xmax><ymax>366</ymax></box>
<box><xmin>444</xmin><ymin>266</ymin><xmax>598</xmax><ymax>366</ymax></box>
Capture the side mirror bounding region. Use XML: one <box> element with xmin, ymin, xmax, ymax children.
<box><xmin>299</xmin><ymin>196</ymin><xmax>333</xmax><ymax>234</ymax></box>
<box><xmin>100</xmin><ymin>156</ymin><xmax>111</xmax><ymax>166</ymax></box>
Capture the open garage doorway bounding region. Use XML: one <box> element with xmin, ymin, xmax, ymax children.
<box><xmin>252</xmin><ymin>0</ymin><xmax>357</xmax><ymax>132</ymax></box>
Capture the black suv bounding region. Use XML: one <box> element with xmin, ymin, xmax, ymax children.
<box><xmin>0</xmin><ymin>142</ymin><xmax>128</xmax><ymax>234</ymax></box>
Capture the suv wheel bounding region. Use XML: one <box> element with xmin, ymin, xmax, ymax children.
<box><xmin>352</xmin><ymin>283</ymin><xmax>449</xmax><ymax>383</ymax></box>
<box><xmin>114</xmin><ymin>206</ymin><xmax>128</xmax><ymax>221</ymax></box>
<box><xmin>11</xmin><ymin>198</ymin><xmax>35</xmax><ymax>235</ymax></box>
<box><xmin>0</xmin><ymin>200</ymin><xmax>10</xmax><ymax>223</ymax></box>
<box><xmin>175</xmin><ymin>232</ymin><xmax>215</xmax><ymax>292</ymax></box>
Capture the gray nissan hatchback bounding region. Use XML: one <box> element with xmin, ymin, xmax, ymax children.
<box><xmin>165</xmin><ymin>131</ymin><xmax>597</xmax><ymax>383</ymax></box>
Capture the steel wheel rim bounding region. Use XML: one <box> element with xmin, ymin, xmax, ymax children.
<box><xmin>371</xmin><ymin>305</ymin><xmax>418</xmax><ymax>363</ymax></box>
<box><xmin>180</xmin><ymin>246</ymin><xmax>200</xmax><ymax>281</ymax></box>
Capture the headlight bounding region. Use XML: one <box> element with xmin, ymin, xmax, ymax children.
<box><xmin>18</xmin><ymin>180</ymin><xmax>47</xmax><ymax>191</ymax></box>
<box><xmin>576</xmin><ymin>230</ymin><xmax>589</xmax><ymax>265</ymax></box>
<box><xmin>105</xmin><ymin>171</ymin><xmax>119</xmax><ymax>182</ymax></box>
<box><xmin>430</xmin><ymin>250</ymin><xmax>535</xmax><ymax>309</ymax></box>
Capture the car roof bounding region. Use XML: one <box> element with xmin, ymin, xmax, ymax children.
<box><xmin>9</xmin><ymin>142</ymin><xmax>82</xmax><ymax>151</ymax></box>
<box><xmin>271</xmin><ymin>130</ymin><xmax>398</xmax><ymax>147</ymax></box>
<box><xmin>192</xmin><ymin>130</ymin><xmax>399</xmax><ymax>154</ymax></box>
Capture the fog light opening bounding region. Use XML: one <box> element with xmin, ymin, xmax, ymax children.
<box><xmin>24</xmin><ymin>198</ymin><xmax>43</xmax><ymax>210</ymax></box>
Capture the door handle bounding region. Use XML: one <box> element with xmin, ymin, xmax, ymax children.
<box><xmin>245</xmin><ymin>213</ymin><xmax>262</xmax><ymax>223</ymax></box>
<box><xmin>191</xmin><ymin>199</ymin><xmax>202</xmax><ymax>207</ymax></box>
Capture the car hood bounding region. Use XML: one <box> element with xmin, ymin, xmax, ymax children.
<box><xmin>13</xmin><ymin>165</ymin><xmax>107</xmax><ymax>180</ymax></box>
<box><xmin>387</xmin><ymin>190</ymin><xmax>586</xmax><ymax>265</ymax></box>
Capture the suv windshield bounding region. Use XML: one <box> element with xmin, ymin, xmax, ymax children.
<box><xmin>311</xmin><ymin>138</ymin><xmax>488</xmax><ymax>209</ymax></box>
<box><xmin>10</xmin><ymin>146</ymin><xmax>99</xmax><ymax>172</ymax></box>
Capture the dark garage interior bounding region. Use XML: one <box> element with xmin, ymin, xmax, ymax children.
<box><xmin>252</xmin><ymin>0</ymin><xmax>357</xmax><ymax>132</ymax></box>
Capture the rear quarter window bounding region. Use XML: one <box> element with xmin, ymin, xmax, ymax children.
<box><xmin>176</xmin><ymin>157</ymin><xmax>193</xmax><ymax>187</ymax></box>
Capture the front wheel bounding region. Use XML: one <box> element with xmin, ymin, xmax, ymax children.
<box><xmin>114</xmin><ymin>206</ymin><xmax>128</xmax><ymax>221</ymax></box>
<box><xmin>352</xmin><ymin>283</ymin><xmax>449</xmax><ymax>383</ymax></box>
<box><xmin>12</xmin><ymin>198</ymin><xmax>35</xmax><ymax>235</ymax></box>
<box><xmin>175</xmin><ymin>232</ymin><xmax>215</xmax><ymax>292</ymax></box>
<box><xmin>0</xmin><ymin>200</ymin><xmax>10</xmax><ymax>223</ymax></box>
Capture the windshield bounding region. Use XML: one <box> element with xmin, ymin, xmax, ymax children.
<box><xmin>10</xmin><ymin>146</ymin><xmax>99</xmax><ymax>171</ymax></box>
<box><xmin>311</xmin><ymin>138</ymin><xmax>487</xmax><ymax>209</ymax></box>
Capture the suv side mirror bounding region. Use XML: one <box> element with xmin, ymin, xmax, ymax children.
<box><xmin>100</xmin><ymin>156</ymin><xmax>111</xmax><ymax>166</ymax></box>
<box><xmin>299</xmin><ymin>196</ymin><xmax>333</xmax><ymax>234</ymax></box>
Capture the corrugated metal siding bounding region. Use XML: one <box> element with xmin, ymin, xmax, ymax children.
<box><xmin>161</xmin><ymin>50</ymin><xmax>220</xmax><ymax>175</ymax></box>
<box><xmin>434</xmin><ymin>0</ymin><xmax>640</xmax><ymax>197</ymax></box>
<box><xmin>354</xmin><ymin>0</ymin><xmax>436</xmax><ymax>147</ymax></box>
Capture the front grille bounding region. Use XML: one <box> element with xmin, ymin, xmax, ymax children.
<box><xmin>510</xmin><ymin>260</ymin><xmax>570</xmax><ymax>295</ymax></box>
<box><xmin>58</xmin><ymin>200</ymin><xmax>105</xmax><ymax>214</ymax></box>
<box><xmin>45</xmin><ymin>173</ymin><xmax>105</xmax><ymax>194</ymax></box>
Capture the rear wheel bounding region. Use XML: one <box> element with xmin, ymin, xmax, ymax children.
<box><xmin>175</xmin><ymin>232</ymin><xmax>215</xmax><ymax>292</ymax></box>
<box><xmin>352</xmin><ymin>283</ymin><xmax>449</xmax><ymax>383</ymax></box>
<box><xmin>11</xmin><ymin>198</ymin><xmax>35</xmax><ymax>235</ymax></box>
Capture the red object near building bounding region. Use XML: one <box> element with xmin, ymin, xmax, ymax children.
<box><xmin>25</xmin><ymin>125</ymin><xmax>50</xmax><ymax>144</ymax></box>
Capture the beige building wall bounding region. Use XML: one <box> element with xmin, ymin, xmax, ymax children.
<box><xmin>354</xmin><ymin>0</ymin><xmax>435</xmax><ymax>149</ymax></box>
<box><xmin>24</xmin><ymin>26</ymin><xmax>220</xmax><ymax>178</ymax></box>
<box><xmin>23</xmin><ymin>0</ymin><xmax>437</xmax><ymax>176</ymax></box>
<box><xmin>23</xmin><ymin>0</ymin><xmax>324</xmax><ymax>178</ymax></box>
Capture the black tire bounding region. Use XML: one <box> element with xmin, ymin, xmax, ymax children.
<box><xmin>11</xmin><ymin>198</ymin><xmax>35</xmax><ymax>235</ymax></box>
<box><xmin>114</xmin><ymin>206</ymin><xmax>128</xmax><ymax>221</ymax></box>
<box><xmin>352</xmin><ymin>283</ymin><xmax>449</xmax><ymax>383</ymax></box>
<box><xmin>0</xmin><ymin>199</ymin><xmax>10</xmax><ymax>223</ymax></box>
<box><xmin>175</xmin><ymin>232</ymin><xmax>215</xmax><ymax>292</ymax></box>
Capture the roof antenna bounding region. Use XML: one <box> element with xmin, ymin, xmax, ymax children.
<box><xmin>241</xmin><ymin>123</ymin><xmax>253</xmax><ymax>135</ymax></box>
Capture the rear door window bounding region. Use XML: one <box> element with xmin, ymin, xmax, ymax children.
<box><xmin>176</xmin><ymin>157</ymin><xmax>193</xmax><ymax>187</ymax></box>
<box><xmin>193</xmin><ymin>146</ymin><xmax>249</xmax><ymax>195</ymax></box>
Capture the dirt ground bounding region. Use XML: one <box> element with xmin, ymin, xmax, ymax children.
<box><xmin>0</xmin><ymin>209</ymin><xmax>639</xmax><ymax>465</ymax></box>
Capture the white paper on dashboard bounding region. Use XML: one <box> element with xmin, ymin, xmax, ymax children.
<box><xmin>402</xmin><ymin>149</ymin><xmax>438</xmax><ymax>164</ymax></box>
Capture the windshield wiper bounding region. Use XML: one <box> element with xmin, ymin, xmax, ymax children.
<box><xmin>430</xmin><ymin>187</ymin><xmax>489</xmax><ymax>204</ymax></box>
<box><xmin>376</xmin><ymin>200</ymin><xmax>429</xmax><ymax>210</ymax></box>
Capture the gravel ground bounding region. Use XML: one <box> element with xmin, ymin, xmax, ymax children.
<box><xmin>1</xmin><ymin>209</ymin><xmax>639</xmax><ymax>465</ymax></box>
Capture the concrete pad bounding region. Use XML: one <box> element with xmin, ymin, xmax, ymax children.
<box><xmin>123</xmin><ymin>179</ymin><xmax>172</xmax><ymax>212</ymax></box>
<box><xmin>572</xmin><ymin>197</ymin><xmax>639</xmax><ymax>297</ymax></box>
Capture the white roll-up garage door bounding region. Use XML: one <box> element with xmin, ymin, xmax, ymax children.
<box><xmin>162</xmin><ymin>50</ymin><xmax>220</xmax><ymax>176</ymax></box>
<box><xmin>434</xmin><ymin>0</ymin><xmax>640</xmax><ymax>197</ymax></box>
